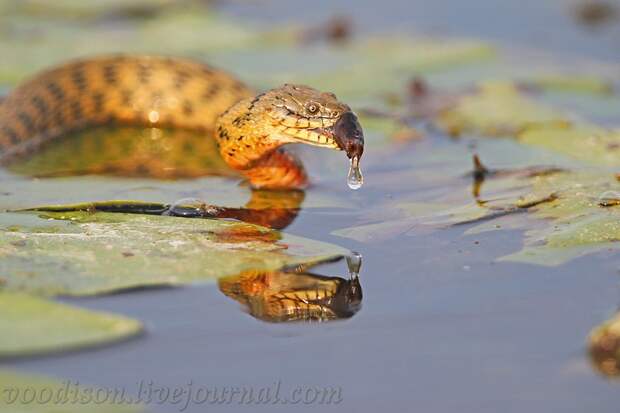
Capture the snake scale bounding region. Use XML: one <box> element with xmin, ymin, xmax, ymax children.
<box><xmin>0</xmin><ymin>55</ymin><xmax>364</xmax><ymax>190</ymax></box>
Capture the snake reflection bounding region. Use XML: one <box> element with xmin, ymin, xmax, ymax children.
<box><xmin>219</xmin><ymin>253</ymin><xmax>363</xmax><ymax>323</ymax></box>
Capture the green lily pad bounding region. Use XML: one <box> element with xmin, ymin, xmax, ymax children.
<box><xmin>0</xmin><ymin>369</ymin><xmax>142</xmax><ymax>412</ymax></box>
<box><xmin>333</xmin><ymin>128</ymin><xmax>620</xmax><ymax>266</ymax></box>
<box><xmin>528</xmin><ymin>74</ymin><xmax>614</xmax><ymax>95</ymax></box>
<box><xmin>0</xmin><ymin>210</ymin><xmax>348</xmax><ymax>296</ymax></box>
<box><xmin>0</xmin><ymin>292</ymin><xmax>142</xmax><ymax>358</ymax></box>
<box><xmin>518</xmin><ymin>124</ymin><xmax>620</xmax><ymax>167</ymax></box>
<box><xmin>497</xmin><ymin>171</ymin><xmax>620</xmax><ymax>266</ymax></box>
<box><xmin>437</xmin><ymin>81</ymin><xmax>569</xmax><ymax>137</ymax></box>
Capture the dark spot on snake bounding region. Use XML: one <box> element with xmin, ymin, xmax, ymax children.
<box><xmin>217</xmin><ymin>125</ymin><xmax>229</xmax><ymax>140</ymax></box>
<box><xmin>121</xmin><ymin>89</ymin><xmax>133</xmax><ymax>106</ymax></box>
<box><xmin>182</xmin><ymin>100</ymin><xmax>194</xmax><ymax>116</ymax></box>
<box><xmin>53</xmin><ymin>110</ymin><xmax>64</xmax><ymax>127</ymax></box>
<box><xmin>174</xmin><ymin>70</ymin><xmax>190</xmax><ymax>89</ymax></box>
<box><xmin>201</xmin><ymin>84</ymin><xmax>220</xmax><ymax>101</ymax></box>
<box><xmin>182</xmin><ymin>140</ymin><xmax>194</xmax><ymax>153</ymax></box>
<box><xmin>92</xmin><ymin>92</ymin><xmax>104</xmax><ymax>112</ymax></box>
<box><xmin>103</xmin><ymin>64</ymin><xmax>118</xmax><ymax>85</ymax></box>
<box><xmin>31</xmin><ymin>96</ymin><xmax>49</xmax><ymax>114</ymax></box>
<box><xmin>134</xmin><ymin>163</ymin><xmax>149</xmax><ymax>175</ymax></box>
<box><xmin>137</xmin><ymin>63</ymin><xmax>152</xmax><ymax>84</ymax></box>
<box><xmin>232</xmin><ymin>113</ymin><xmax>252</xmax><ymax>127</ymax></box>
<box><xmin>149</xmin><ymin>91</ymin><xmax>163</xmax><ymax>105</ymax></box>
<box><xmin>70</xmin><ymin>100</ymin><xmax>83</xmax><ymax>119</ymax></box>
<box><xmin>46</xmin><ymin>82</ymin><xmax>65</xmax><ymax>101</ymax></box>
<box><xmin>71</xmin><ymin>69</ymin><xmax>87</xmax><ymax>91</ymax></box>
<box><xmin>248</xmin><ymin>93</ymin><xmax>265</xmax><ymax>109</ymax></box>
<box><xmin>2</xmin><ymin>126</ymin><xmax>21</xmax><ymax>145</ymax></box>
<box><xmin>219</xmin><ymin>106</ymin><xmax>232</xmax><ymax>118</ymax></box>
<box><xmin>17</xmin><ymin>112</ymin><xmax>35</xmax><ymax>134</ymax></box>
<box><xmin>232</xmin><ymin>81</ymin><xmax>246</xmax><ymax>92</ymax></box>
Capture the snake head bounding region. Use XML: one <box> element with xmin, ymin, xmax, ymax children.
<box><xmin>261</xmin><ymin>84</ymin><xmax>364</xmax><ymax>159</ymax></box>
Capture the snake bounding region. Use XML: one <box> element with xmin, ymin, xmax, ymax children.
<box><xmin>219</xmin><ymin>270</ymin><xmax>362</xmax><ymax>322</ymax></box>
<box><xmin>0</xmin><ymin>55</ymin><xmax>364</xmax><ymax>190</ymax></box>
<box><xmin>0</xmin><ymin>54</ymin><xmax>365</xmax><ymax>322</ymax></box>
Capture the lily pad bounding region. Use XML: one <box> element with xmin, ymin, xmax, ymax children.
<box><xmin>0</xmin><ymin>292</ymin><xmax>142</xmax><ymax>358</ymax></box>
<box><xmin>0</xmin><ymin>210</ymin><xmax>348</xmax><ymax>296</ymax></box>
<box><xmin>518</xmin><ymin>124</ymin><xmax>620</xmax><ymax>167</ymax></box>
<box><xmin>333</xmin><ymin>129</ymin><xmax>620</xmax><ymax>266</ymax></box>
<box><xmin>0</xmin><ymin>369</ymin><xmax>142</xmax><ymax>412</ymax></box>
<box><xmin>528</xmin><ymin>74</ymin><xmax>614</xmax><ymax>95</ymax></box>
<box><xmin>497</xmin><ymin>171</ymin><xmax>620</xmax><ymax>266</ymax></box>
<box><xmin>437</xmin><ymin>81</ymin><xmax>569</xmax><ymax>137</ymax></box>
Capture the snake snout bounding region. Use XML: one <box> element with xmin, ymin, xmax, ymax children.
<box><xmin>333</xmin><ymin>112</ymin><xmax>364</xmax><ymax>159</ymax></box>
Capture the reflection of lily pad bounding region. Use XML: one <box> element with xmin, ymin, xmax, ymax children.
<box><xmin>0</xmin><ymin>211</ymin><xmax>348</xmax><ymax>296</ymax></box>
<box><xmin>0</xmin><ymin>292</ymin><xmax>142</xmax><ymax>358</ymax></box>
<box><xmin>0</xmin><ymin>369</ymin><xmax>142</xmax><ymax>412</ymax></box>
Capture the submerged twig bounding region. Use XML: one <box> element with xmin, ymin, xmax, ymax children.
<box><xmin>468</xmin><ymin>154</ymin><xmax>566</xmax><ymax>200</ymax></box>
<box><xmin>453</xmin><ymin>193</ymin><xmax>559</xmax><ymax>226</ymax></box>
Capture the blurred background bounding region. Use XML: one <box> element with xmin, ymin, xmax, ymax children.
<box><xmin>224</xmin><ymin>0</ymin><xmax>620</xmax><ymax>61</ymax></box>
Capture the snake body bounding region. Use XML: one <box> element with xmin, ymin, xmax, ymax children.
<box><xmin>0</xmin><ymin>55</ymin><xmax>364</xmax><ymax>189</ymax></box>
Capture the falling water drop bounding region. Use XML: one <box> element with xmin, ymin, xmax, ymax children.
<box><xmin>347</xmin><ymin>156</ymin><xmax>364</xmax><ymax>190</ymax></box>
<box><xmin>346</xmin><ymin>251</ymin><xmax>363</xmax><ymax>279</ymax></box>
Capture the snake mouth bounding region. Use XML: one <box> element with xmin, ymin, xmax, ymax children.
<box><xmin>332</xmin><ymin>111</ymin><xmax>364</xmax><ymax>159</ymax></box>
<box><xmin>289</xmin><ymin>112</ymin><xmax>364</xmax><ymax>159</ymax></box>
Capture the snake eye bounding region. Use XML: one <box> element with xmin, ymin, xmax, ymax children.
<box><xmin>306</xmin><ymin>102</ymin><xmax>319</xmax><ymax>115</ymax></box>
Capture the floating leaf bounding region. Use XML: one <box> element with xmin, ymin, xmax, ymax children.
<box><xmin>437</xmin><ymin>81</ymin><xmax>569</xmax><ymax>136</ymax></box>
<box><xmin>528</xmin><ymin>74</ymin><xmax>614</xmax><ymax>95</ymax></box>
<box><xmin>497</xmin><ymin>171</ymin><xmax>620</xmax><ymax>266</ymax></box>
<box><xmin>518</xmin><ymin>124</ymin><xmax>620</xmax><ymax>167</ymax></box>
<box><xmin>0</xmin><ymin>292</ymin><xmax>142</xmax><ymax>358</ymax></box>
<box><xmin>0</xmin><ymin>211</ymin><xmax>348</xmax><ymax>296</ymax></box>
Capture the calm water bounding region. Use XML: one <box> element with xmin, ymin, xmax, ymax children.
<box><xmin>3</xmin><ymin>1</ymin><xmax>620</xmax><ymax>412</ymax></box>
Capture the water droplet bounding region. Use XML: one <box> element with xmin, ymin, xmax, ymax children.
<box><xmin>347</xmin><ymin>156</ymin><xmax>363</xmax><ymax>190</ymax></box>
<box><xmin>346</xmin><ymin>251</ymin><xmax>362</xmax><ymax>279</ymax></box>
<box><xmin>166</xmin><ymin>198</ymin><xmax>217</xmax><ymax>217</ymax></box>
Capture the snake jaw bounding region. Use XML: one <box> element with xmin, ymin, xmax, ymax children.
<box><xmin>279</xmin><ymin>125</ymin><xmax>341</xmax><ymax>150</ymax></box>
<box><xmin>274</xmin><ymin>112</ymin><xmax>364</xmax><ymax>158</ymax></box>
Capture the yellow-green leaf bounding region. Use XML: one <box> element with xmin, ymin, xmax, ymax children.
<box><xmin>0</xmin><ymin>292</ymin><xmax>142</xmax><ymax>358</ymax></box>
